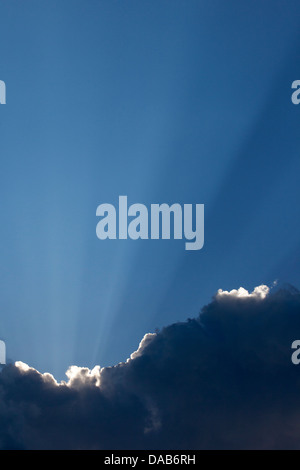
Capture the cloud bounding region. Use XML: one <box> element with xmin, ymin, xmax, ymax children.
<box><xmin>216</xmin><ymin>284</ymin><xmax>270</xmax><ymax>299</ymax></box>
<box><xmin>128</xmin><ymin>333</ymin><xmax>157</xmax><ymax>361</ymax></box>
<box><xmin>0</xmin><ymin>284</ymin><xmax>300</xmax><ymax>449</ymax></box>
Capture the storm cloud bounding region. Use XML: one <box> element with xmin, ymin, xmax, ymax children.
<box><xmin>1</xmin><ymin>284</ymin><xmax>300</xmax><ymax>449</ymax></box>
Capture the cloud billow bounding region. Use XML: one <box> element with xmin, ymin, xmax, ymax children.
<box><xmin>0</xmin><ymin>284</ymin><xmax>300</xmax><ymax>449</ymax></box>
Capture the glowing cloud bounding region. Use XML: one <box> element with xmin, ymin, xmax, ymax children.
<box><xmin>0</xmin><ymin>284</ymin><xmax>299</xmax><ymax>450</ymax></box>
<box><xmin>65</xmin><ymin>365</ymin><xmax>102</xmax><ymax>388</ymax></box>
<box><xmin>216</xmin><ymin>284</ymin><xmax>270</xmax><ymax>300</ymax></box>
<box><xmin>129</xmin><ymin>333</ymin><xmax>157</xmax><ymax>361</ymax></box>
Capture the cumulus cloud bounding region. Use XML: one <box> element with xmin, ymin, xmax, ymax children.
<box><xmin>65</xmin><ymin>365</ymin><xmax>102</xmax><ymax>388</ymax></box>
<box><xmin>216</xmin><ymin>284</ymin><xmax>270</xmax><ymax>299</ymax></box>
<box><xmin>128</xmin><ymin>333</ymin><xmax>157</xmax><ymax>361</ymax></box>
<box><xmin>0</xmin><ymin>284</ymin><xmax>300</xmax><ymax>449</ymax></box>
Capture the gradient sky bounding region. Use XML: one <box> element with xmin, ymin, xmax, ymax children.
<box><xmin>1</xmin><ymin>0</ymin><xmax>300</xmax><ymax>381</ymax></box>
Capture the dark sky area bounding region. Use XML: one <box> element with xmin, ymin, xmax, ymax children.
<box><xmin>0</xmin><ymin>285</ymin><xmax>300</xmax><ymax>450</ymax></box>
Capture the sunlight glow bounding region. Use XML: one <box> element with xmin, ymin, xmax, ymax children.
<box><xmin>216</xmin><ymin>285</ymin><xmax>270</xmax><ymax>300</ymax></box>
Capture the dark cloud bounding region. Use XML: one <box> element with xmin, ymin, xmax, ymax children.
<box><xmin>1</xmin><ymin>284</ymin><xmax>300</xmax><ymax>449</ymax></box>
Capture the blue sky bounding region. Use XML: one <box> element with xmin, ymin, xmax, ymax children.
<box><xmin>1</xmin><ymin>0</ymin><xmax>300</xmax><ymax>381</ymax></box>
